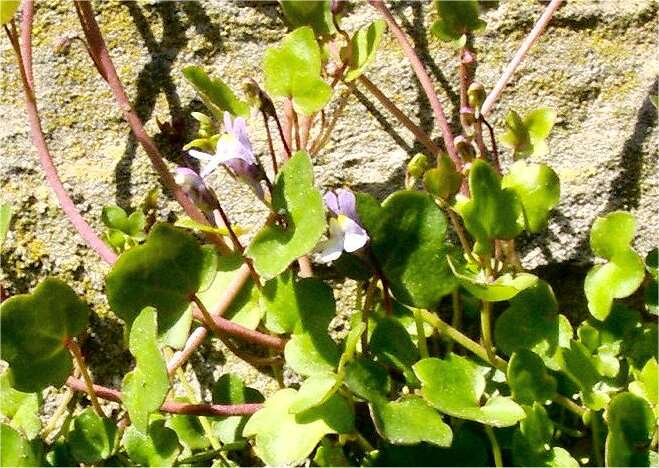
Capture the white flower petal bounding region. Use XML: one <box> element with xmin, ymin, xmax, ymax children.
<box><xmin>188</xmin><ymin>149</ymin><xmax>214</xmax><ymax>162</ymax></box>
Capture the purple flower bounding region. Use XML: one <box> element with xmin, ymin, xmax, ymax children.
<box><xmin>317</xmin><ymin>189</ymin><xmax>369</xmax><ymax>263</ymax></box>
<box><xmin>188</xmin><ymin>112</ymin><xmax>264</xmax><ymax>200</ymax></box>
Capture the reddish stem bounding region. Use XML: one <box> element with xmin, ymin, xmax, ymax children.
<box><xmin>369</xmin><ymin>0</ymin><xmax>461</xmax><ymax>169</ymax></box>
<box><xmin>66</xmin><ymin>377</ymin><xmax>262</xmax><ymax>416</ymax></box>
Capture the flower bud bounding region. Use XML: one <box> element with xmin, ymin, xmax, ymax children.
<box><xmin>461</xmin><ymin>49</ymin><xmax>475</xmax><ymax>65</ymax></box>
<box><xmin>454</xmin><ymin>135</ymin><xmax>476</xmax><ymax>162</ymax></box>
<box><xmin>407</xmin><ymin>153</ymin><xmax>430</xmax><ymax>179</ymax></box>
<box><xmin>423</xmin><ymin>154</ymin><xmax>463</xmax><ymax>200</ymax></box>
<box><xmin>468</xmin><ymin>82</ymin><xmax>486</xmax><ymax>112</ymax></box>
<box><xmin>460</xmin><ymin>106</ymin><xmax>476</xmax><ymax>130</ymax></box>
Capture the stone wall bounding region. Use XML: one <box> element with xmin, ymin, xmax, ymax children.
<box><xmin>1</xmin><ymin>1</ymin><xmax>657</xmax><ymax>388</ymax></box>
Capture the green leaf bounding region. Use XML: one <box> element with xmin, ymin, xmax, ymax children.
<box><xmin>122</xmin><ymin>307</ymin><xmax>169</xmax><ymax>434</ymax></box>
<box><xmin>414</xmin><ymin>354</ymin><xmax>525</xmax><ymax>427</ymax></box>
<box><xmin>167</xmin><ymin>409</ymin><xmax>211</xmax><ymax>452</ymax></box>
<box><xmin>423</xmin><ymin>155</ymin><xmax>463</xmax><ymax>201</ymax></box>
<box><xmin>261</xmin><ymin>270</ymin><xmax>335</xmax><ymax>335</ymax></box>
<box><xmin>371</xmin><ymin>396</ymin><xmax>453</xmax><ymax>447</ymax></box>
<box><xmin>262</xmin><ymin>27</ymin><xmax>332</xmax><ymax>115</ymax></box>
<box><xmin>285</xmin><ymin>332</ymin><xmax>340</xmax><ymax>377</ymax></box>
<box><xmin>0</xmin><ymin>370</ymin><xmax>41</xmax><ymax>439</ymax></box>
<box><xmin>507</xmin><ymin>350</ymin><xmax>557</xmax><ymax>404</ymax></box>
<box><xmin>0</xmin><ymin>423</ymin><xmax>42</xmax><ymax>467</ymax></box>
<box><xmin>182</xmin><ymin>65</ymin><xmax>249</xmax><ymax>119</ymax></box>
<box><xmin>338</xmin><ymin>322</ymin><xmax>366</xmax><ymax>370</ymax></box>
<box><xmin>494</xmin><ymin>280</ymin><xmax>560</xmax><ymax>359</ymax></box>
<box><xmin>101</xmin><ymin>205</ymin><xmax>145</xmax><ymax>237</ymax></box>
<box><xmin>246</xmin><ymin>151</ymin><xmax>326</xmax><ymax>279</ymax></box>
<box><xmin>313</xmin><ymin>438</ymin><xmax>350</xmax><ymax>467</ymax></box>
<box><xmin>343</xmin><ymin>357</ymin><xmax>391</xmax><ymax>402</ymax></box>
<box><xmin>0</xmin><ymin>277</ymin><xmax>89</xmax><ymax>392</ymax></box>
<box><xmin>123</xmin><ymin>420</ymin><xmax>181</xmax><ymax>467</ymax></box>
<box><xmin>343</xmin><ymin>20</ymin><xmax>386</xmax><ymax>82</ymax></box>
<box><xmin>449</xmin><ymin>257</ymin><xmax>538</xmax><ymax>301</ymax></box>
<box><xmin>370</xmin><ymin>317</ymin><xmax>420</xmax><ymax>386</ymax></box>
<box><xmin>430</xmin><ymin>0</ymin><xmax>486</xmax><ymax>42</ymax></box>
<box><xmin>459</xmin><ymin>159</ymin><xmax>523</xmax><ymax>254</ymax></box>
<box><xmin>243</xmin><ymin>388</ymin><xmax>354</xmax><ymax>466</ymax></box>
<box><xmin>211</xmin><ymin>373</ymin><xmax>264</xmax><ymax>444</ymax></box>
<box><xmin>501</xmin><ymin>108</ymin><xmax>556</xmax><ymax>158</ymax></box>
<box><xmin>364</xmin><ymin>190</ymin><xmax>457</xmax><ymax>308</ymax></box>
<box><xmin>502</xmin><ymin>161</ymin><xmax>560</xmax><ymax>233</ymax></box>
<box><xmin>558</xmin><ymin>340</ymin><xmax>609</xmax><ymax>410</ymax></box>
<box><xmin>68</xmin><ymin>408</ymin><xmax>117</xmax><ymax>464</ymax></box>
<box><xmin>197</xmin><ymin>253</ymin><xmax>263</xmax><ymax>330</ymax></box>
<box><xmin>645</xmin><ymin>247</ymin><xmax>658</xmax><ymax>279</ymax></box>
<box><xmin>0</xmin><ymin>203</ymin><xmax>11</xmax><ymax>247</ymax></box>
<box><xmin>280</xmin><ymin>0</ymin><xmax>335</xmax><ymax>37</ymax></box>
<box><xmin>585</xmin><ymin>212</ymin><xmax>645</xmax><ymax>320</ymax></box>
<box><xmin>629</xmin><ymin>358</ymin><xmax>658</xmax><ymax>415</ymax></box>
<box><xmin>0</xmin><ymin>1</ymin><xmax>20</xmax><ymax>26</ymax></box>
<box><xmin>605</xmin><ymin>392</ymin><xmax>656</xmax><ymax>467</ymax></box>
<box><xmin>289</xmin><ymin>372</ymin><xmax>338</xmax><ymax>413</ymax></box>
<box><xmin>512</xmin><ymin>403</ymin><xmax>579</xmax><ymax>467</ymax></box>
<box><xmin>106</xmin><ymin>223</ymin><xmax>204</xmax><ymax>332</ymax></box>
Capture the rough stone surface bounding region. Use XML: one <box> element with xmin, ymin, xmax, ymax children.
<box><xmin>1</xmin><ymin>1</ymin><xmax>657</xmax><ymax>397</ymax></box>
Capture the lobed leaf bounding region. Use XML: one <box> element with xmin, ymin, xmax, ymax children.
<box><xmin>122</xmin><ymin>420</ymin><xmax>180</xmax><ymax>467</ymax></box>
<box><xmin>500</xmin><ymin>108</ymin><xmax>556</xmax><ymax>158</ymax></box>
<box><xmin>507</xmin><ymin>349</ymin><xmax>557</xmax><ymax>405</ymax></box>
<box><xmin>430</xmin><ymin>0</ymin><xmax>486</xmax><ymax>43</ymax></box>
<box><xmin>68</xmin><ymin>408</ymin><xmax>117</xmax><ymax>465</ymax></box>
<box><xmin>343</xmin><ymin>20</ymin><xmax>386</xmax><ymax>82</ymax></box>
<box><xmin>280</xmin><ymin>0</ymin><xmax>336</xmax><ymax>37</ymax></box>
<box><xmin>0</xmin><ymin>278</ymin><xmax>89</xmax><ymax>392</ymax></box>
<box><xmin>182</xmin><ymin>65</ymin><xmax>249</xmax><ymax>119</ymax></box>
<box><xmin>246</xmin><ymin>151</ymin><xmax>326</xmax><ymax>279</ymax></box>
<box><xmin>605</xmin><ymin>392</ymin><xmax>656</xmax><ymax>467</ymax></box>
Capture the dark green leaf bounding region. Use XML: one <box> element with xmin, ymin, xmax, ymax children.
<box><xmin>285</xmin><ymin>332</ymin><xmax>340</xmax><ymax>376</ymax></box>
<box><xmin>280</xmin><ymin>0</ymin><xmax>335</xmax><ymax>37</ymax></box>
<box><xmin>344</xmin><ymin>20</ymin><xmax>386</xmax><ymax>82</ymax></box>
<box><xmin>211</xmin><ymin>373</ymin><xmax>264</xmax><ymax>445</ymax></box>
<box><xmin>262</xmin><ymin>27</ymin><xmax>332</xmax><ymax>115</ymax></box>
<box><xmin>106</xmin><ymin>223</ymin><xmax>204</xmax><ymax>332</ymax></box>
<box><xmin>343</xmin><ymin>357</ymin><xmax>391</xmax><ymax>402</ymax></box>
<box><xmin>68</xmin><ymin>408</ymin><xmax>117</xmax><ymax>464</ymax></box>
<box><xmin>0</xmin><ymin>277</ymin><xmax>89</xmax><ymax>392</ymax></box>
<box><xmin>370</xmin><ymin>317</ymin><xmax>420</xmax><ymax>386</ymax></box>
<box><xmin>246</xmin><ymin>151</ymin><xmax>326</xmax><ymax>279</ymax></box>
<box><xmin>558</xmin><ymin>340</ymin><xmax>609</xmax><ymax>410</ymax></box>
<box><xmin>430</xmin><ymin>0</ymin><xmax>486</xmax><ymax>43</ymax></box>
<box><xmin>606</xmin><ymin>392</ymin><xmax>656</xmax><ymax>467</ymax></box>
<box><xmin>167</xmin><ymin>409</ymin><xmax>211</xmax><ymax>452</ymax></box>
<box><xmin>182</xmin><ymin>65</ymin><xmax>249</xmax><ymax>119</ymax></box>
<box><xmin>122</xmin><ymin>307</ymin><xmax>169</xmax><ymax>434</ymax></box>
<box><xmin>123</xmin><ymin>419</ymin><xmax>181</xmax><ymax>467</ymax></box>
<box><xmin>508</xmin><ymin>350</ymin><xmax>557</xmax><ymax>404</ymax></box>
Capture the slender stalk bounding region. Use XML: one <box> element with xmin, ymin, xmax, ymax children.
<box><xmin>480</xmin><ymin>301</ymin><xmax>497</xmax><ymax>365</ymax></box>
<box><xmin>65</xmin><ymin>377</ymin><xmax>262</xmax><ymax>416</ymax></box>
<box><xmin>262</xmin><ymin>110</ymin><xmax>278</xmax><ymax>174</ymax></box>
<box><xmin>447</xmin><ymin>289</ymin><xmax>462</xmax><ymax>353</ymax></box>
<box><xmin>19</xmin><ymin>0</ymin><xmax>34</xmax><ymax>89</ymax></box>
<box><xmin>7</xmin><ymin>19</ymin><xmax>117</xmax><ymax>265</ymax></box>
<box><xmin>74</xmin><ymin>1</ymin><xmax>230</xmax><ymax>254</ymax></box>
<box><xmin>553</xmin><ymin>394</ymin><xmax>585</xmax><ymax>417</ymax></box>
<box><xmin>42</xmin><ymin>388</ymin><xmax>74</xmax><ymax>440</ymax></box>
<box><xmin>297</xmin><ymin>256</ymin><xmax>314</xmax><ymax>278</ymax></box>
<box><xmin>484</xmin><ymin>426</ymin><xmax>503</xmax><ymax>468</ymax></box>
<box><xmin>212</xmin><ymin>206</ymin><xmax>261</xmax><ymax>286</ymax></box>
<box><xmin>445</xmin><ymin>206</ymin><xmax>478</xmax><ymax>265</ymax></box>
<box><xmin>310</xmin><ymin>87</ymin><xmax>351</xmax><ymax>154</ymax></box>
<box><xmin>591</xmin><ymin>411</ymin><xmax>604</xmax><ymax>467</ymax></box>
<box><xmin>414</xmin><ymin>309</ymin><xmax>429</xmax><ymax>359</ymax></box>
<box><xmin>176</xmin><ymin>444</ymin><xmax>247</xmax><ymax>465</ymax></box>
<box><xmin>65</xmin><ymin>339</ymin><xmax>104</xmax><ymax>417</ymax></box>
<box><xmin>272</xmin><ymin>110</ymin><xmax>292</xmax><ymax>159</ymax></box>
<box><xmin>481</xmin><ymin>0</ymin><xmax>564</xmax><ymax>117</ymax></box>
<box><xmin>481</xmin><ymin>117</ymin><xmax>501</xmax><ymax>173</ymax></box>
<box><xmin>292</xmin><ymin>111</ymin><xmax>301</xmax><ymax>150</ymax></box>
<box><xmin>282</xmin><ymin>99</ymin><xmax>294</xmax><ymax>154</ymax></box>
<box><xmin>299</xmin><ymin>113</ymin><xmax>313</xmax><ymax>150</ymax></box>
<box><xmin>356</xmin><ymin>75</ymin><xmax>441</xmax><ymax>156</ymax></box>
<box><xmin>369</xmin><ymin>0</ymin><xmax>461</xmax><ymax>168</ymax></box>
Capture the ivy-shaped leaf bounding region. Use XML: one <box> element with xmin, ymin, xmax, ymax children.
<box><xmin>343</xmin><ymin>20</ymin><xmax>386</xmax><ymax>82</ymax></box>
<box><xmin>629</xmin><ymin>358</ymin><xmax>658</xmax><ymax>416</ymax></box>
<box><xmin>458</xmin><ymin>159</ymin><xmax>523</xmax><ymax>255</ymax></box>
<box><xmin>246</xmin><ymin>151</ymin><xmax>326</xmax><ymax>279</ymax></box>
<box><xmin>343</xmin><ymin>357</ymin><xmax>391</xmax><ymax>402</ymax></box>
<box><xmin>500</xmin><ymin>108</ymin><xmax>556</xmax><ymax>158</ymax></box>
<box><xmin>502</xmin><ymin>160</ymin><xmax>560</xmax><ymax>233</ymax></box>
<box><xmin>0</xmin><ymin>423</ymin><xmax>42</xmax><ymax>467</ymax></box>
<box><xmin>68</xmin><ymin>408</ymin><xmax>117</xmax><ymax>465</ymax></box>
<box><xmin>289</xmin><ymin>372</ymin><xmax>339</xmax><ymax>414</ymax></box>
<box><xmin>414</xmin><ymin>354</ymin><xmax>525</xmax><ymax>427</ymax></box>
<box><xmin>263</xmin><ymin>27</ymin><xmax>331</xmax><ymax>115</ymax></box>
<box><xmin>584</xmin><ymin>211</ymin><xmax>645</xmax><ymax>320</ymax></box>
<box><xmin>285</xmin><ymin>333</ymin><xmax>341</xmax><ymax>377</ymax></box>
<box><xmin>211</xmin><ymin>373</ymin><xmax>264</xmax><ymax>445</ymax></box>
<box><xmin>448</xmin><ymin>257</ymin><xmax>538</xmax><ymax>301</ymax></box>
<box><xmin>280</xmin><ymin>0</ymin><xmax>336</xmax><ymax>37</ymax></box>
<box><xmin>370</xmin><ymin>396</ymin><xmax>453</xmax><ymax>447</ymax></box>
<box><xmin>106</xmin><ymin>223</ymin><xmax>204</xmax><ymax>332</ymax></box>
<box><xmin>313</xmin><ymin>438</ymin><xmax>350</xmax><ymax>467</ymax></box>
<box><xmin>122</xmin><ymin>420</ymin><xmax>181</xmax><ymax>467</ymax></box>
<box><xmin>507</xmin><ymin>350</ymin><xmax>557</xmax><ymax>405</ymax></box>
<box><xmin>605</xmin><ymin>392</ymin><xmax>656</xmax><ymax>467</ymax></box>
<box><xmin>243</xmin><ymin>388</ymin><xmax>354</xmax><ymax>466</ymax></box>
<box><xmin>166</xmin><ymin>403</ymin><xmax>211</xmax><ymax>453</ymax></box>
<box><xmin>0</xmin><ymin>370</ymin><xmax>41</xmax><ymax>439</ymax></box>
<box><xmin>512</xmin><ymin>403</ymin><xmax>579</xmax><ymax>467</ymax></box>
<box><xmin>0</xmin><ymin>278</ymin><xmax>89</xmax><ymax>392</ymax></box>
<box><xmin>430</xmin><ymin>0</ymin><xmax>486</xmax><ymax>44</ymax></box>
<box><xmin>122</xmin><ymin>307</ymin><xmax>169</xmax><ymax>434</ymax></box>
<box><xmin>182</xmin><ymin>65</ymin><xmax>249</xmax><ymax>119</ymax></box>
<box><xmin>0</xmin><ymin>1</ymin><xmax>20</xmax><ymax>26</ymax></box>
<box><xmin>359</xmin><ymin>190</ymin><xmax>457</xmax><ymax>308</ymax></box>
<box><xmin>370</xmin><ymin>317</ymin><xmax>420</xmax><ymax>386</ymax></box>
<box><xmin>558</xmin><ymin>340</ymin><xmax>610</xmax><ymax>410</ymax></box>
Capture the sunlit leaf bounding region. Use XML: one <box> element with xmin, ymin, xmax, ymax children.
<box><xmin>0</xmin><ymin>370</ymin><xmax>41</xmax><ymax>439</ymax></box>
<box><xmin>246</xmin><ymin>151</ymin><xmax>326</xmax><ymax>279</ymax></box>
<box><xmin>449</xmin><ymin>257</ymin><xmax>538</xmax><ymax>301</ymax></box>
<box><xmin>68</xmin><ymin>408</ymin><xmax>117</xmax><ymax>465</ymax></box>
<box><xmin>0</xmin><ymin>278</ymin><xmax>89</xmax><ymax>392</ymax></box>
<box><xmin>280</xmin><ymin>0</ymin><xmax>335</xmax><ymax>37</ymax></box>
<box><xmin>343</xmin><ymin>20</ymin><xmax>386</xmax><ymax>82</ymax></box>
<box><xmin>501</xmin><ymin>108</ymin><xmax>556</xmax><ymax>158</ymax></box>
<box><xmin>507</xmin><ymin>350</ymin><xmax>557</xmax><ymax>405</ymax></box>
<box><xmin>0</xmin><ymin>423</ymin><xmax>42</xmax><ymax>467</ymax></box>
<box><xmin>430</xmin><ymin>0</ymin><xmax>486</xmax><ymax>43</ymax></box>
<box><xmin>182</xmin><ymin>65</ymin><xmax>249</xmax><ymax>119</ymax></box>
<box><xmin>289</xmin><ymin>372</ymin><xmax>338</xmax><ymax>414</ymax></box>
<box><xmin>557</xmin><ymin>340</ymin><xmax>609</xmax><ymax>410</ymax></box>
<box><xmin>211</xmin><ymin>373</ymin><xmax>264</xmax><ymax>445</ymax></box>
<box><xmin>0</xmin><ymin>1</ymin><xmax>20</xmax><ymax>26</ymax></box>
<box><xmin>605</xmin><ymin>392</ymin><xmax>656</xmax><ymax>467</ymax></box>
<box><xmin>123</xmin><ymin>420</ymin><xmax>180</xmax><ymax>467</ymax></box>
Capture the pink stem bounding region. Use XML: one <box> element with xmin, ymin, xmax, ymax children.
<box><xmin>369</xmin><ymin>0</ymin><xmax>461</xmax><ymax>168</ymax></box>
<box><xmin>481</xmin><ymin>0</ymin><xmax>563</xmax><ymax>117</ymax></box>
<box><xmin>66</xmin><ymin>377</ymin><xmax>262</xmax><ymax>416</ymax></box>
